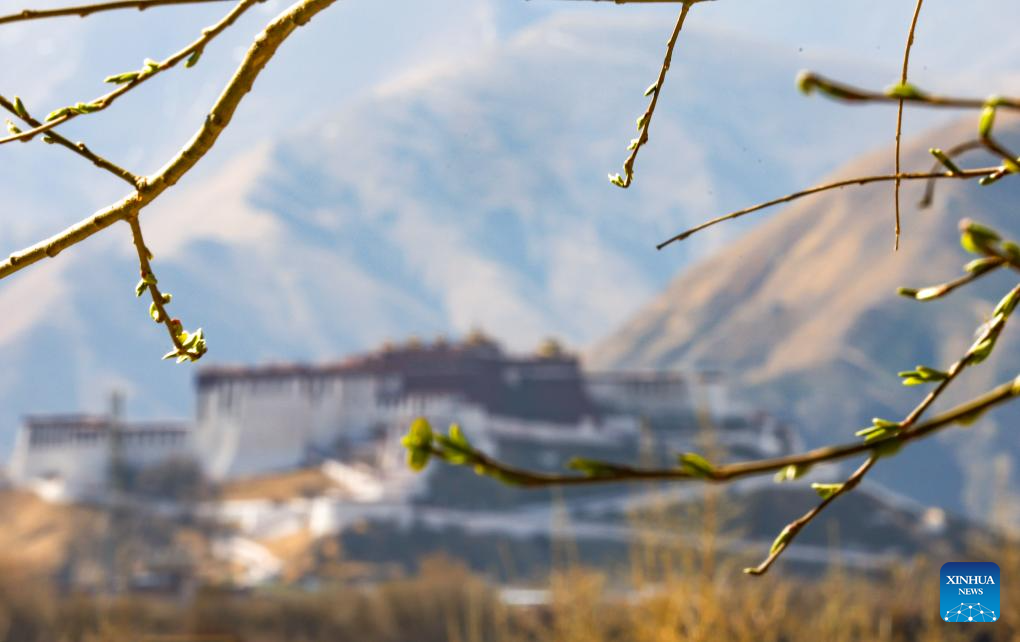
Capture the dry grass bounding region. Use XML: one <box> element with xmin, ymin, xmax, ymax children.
<box><xmin>0</xmin><ymin>546</ymin><xmax>1014</xmax><ymax>641</ymax></box>
<box><xmin>218</xmin><ymin>468</ymin><xmax>341</xmax><ymax>502</ymax></box>
<box><xmin>0</xmin><ymin>490</ymin><xmax>105</xmax><ymax>576</ymax></box>
<box><xmin>0</xmin><ymin>481</ymin><xmax>1015</xmax><ymax>641</ymax></box>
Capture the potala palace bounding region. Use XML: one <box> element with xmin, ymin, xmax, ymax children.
<box><xmin>7</xmin><ymin>332</ymin><xmax>796</xmax><ymax>502</ymax></box>
<box><xmin>10</xmin><ymin>335</ymin><xmax>963</xmax><ymax>590</ymax></box>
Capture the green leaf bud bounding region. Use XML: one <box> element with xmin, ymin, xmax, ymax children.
<box><xmin>959</xmin><ymin>219</ymin><xmax>1001</xmax><ymax>254</ymax></box>
<box><xmin>678</xmin><ymin>452</ymin><xmax>715</xmax><ymax>478</ymax></box>
<box><xmin>770</xmin><ymin>525</ymin><xmax>793</xmax><ymax>555</ymax></box>
<box><xmin>12</xmin><ymin>96</ymin><xmax>28</xmax><ymax>120</ymax></box>
<box><xmin>979</xmin><ymin>103</ymin><xmax>997</xmax><ymax>139</ymax></box>
<box><xmin>774</xmin><ymin>463</ymin><xmax>811</xmax><ymax>483</ymax></box>
<box><xmin>185</xmin><ymin>49</ymin><xmax>203</xmax><ymax>68</ymax></box>
<box><xmin>45</xmin><ymin>107</ymin><xmax>71</xmax><ymax>122</ymax></box>
<box><xmin>855</xmin><ymin>418</ymin><xmax>901</xmax><ymax>443</ymax></box>
<box><xmin>993</xmin><ymin>289</ymin><xmax>1020</xmax><ymax>318</ymax></box>
<box><xmin>964</xmin><ymin>257</ymin><xmax>1002</xmax><ymax>275</ymax></box>
<box><xmin>929</xmin><ymin>148</ymin><xmax>963</xmax><ymax>175</ymax></box>
<box><xmin>914</xmin><ymin>285</ymin><xmax>946</xmax><ymax>301</ymax></box>
<box><xmin>795</xmin><ymin>70</ymin><xmax>816</xmax><ymax>95</ymax></box>
<box><xmin>810</xmin><ymin>483</ymin><xmax>843</xmax><ymax>500</ymax></box>
<box><xmin>967</xmin><ymin>337</ymin><xmax>996</xmax><ymax>365</ymax></box>
<box><xmin>568</xmin><ymin>458</ymin><xmax>620</xmax><ymax>478</ymax></box>
<box><xmin>407</xmin><ymin>448</ymin><xmax>430</xmax><ymax>472</ymax></box>
<box><xmin>104</xmin><ymin>71</ymin><xmax>140</xmax><ymax>85</ymax></box>
<box><xmin>884</xmin><ymin>82</ymin><xmax>926</xmax><ymax>100</ymax></box>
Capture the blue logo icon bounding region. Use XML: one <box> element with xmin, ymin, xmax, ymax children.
<box><xmin>940</xmin><ymin>562</ymin><xmax>1000</xmax><ymax>623</ymax></box>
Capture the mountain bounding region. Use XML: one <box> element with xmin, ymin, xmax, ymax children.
<box><xmin>0</xmin><ymin>0</ymin><xmax>556</xmax><ymax>250</ymax></box>
<box><xmin>0</xmin><ymin>12</ymin><xmax>916</xmax><ymax>450</ymax></box>
<box><xmin>587</xmin><ymin>117</ymin><xmax>1020</xmax><ymax>515</ymax></box>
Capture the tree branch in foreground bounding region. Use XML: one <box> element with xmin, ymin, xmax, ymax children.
<box><xmin>656</xmin><ymin>70</ymin><xmax>1020</xmax><ymax>250</ymax></box>
<box><xmin>919</xmin><ymin>140</ymin><xmax>983</xmax><ymax>208</ymax></box>
<box><xmin>0</xmin><ymin>0</ymin><xmax>235</xmax><ymax>25</ymax></box>
<box><xmin>127</xmin><ymin>215</ymin><xmax>207</xmax><ymax>362</ymax></box>
<box><xmin>749</xmin><ymin>248</ymin><xmax>1020</xmax><ymax>573</ymax></box>
<box><xmin>405</xmin><ymin>222</ymin><xmax>1020</xmax><ymax>575</ymax></box>
<box><xmin>607</xmin><ymin>0</ymin><xmax>696</xmax><ymax>189</ymax></box>
<box><xmin>655</xmin><ymin>167</ymin><xmax>996</xmax><ymax>249</ymax></box>
<box><xmin>0</xmin><ymin>94</ymin><xmax>140</xmax><ymax>187</ymax></box>
<box><xmin>402</xmin><ymin>372</ymin><xmax>1019</xmax><ymax>490</ymax></box>
<box><xmin>0</xmin><ymin>0</ymin><xmax>339</xmax><ymax>360</ymax></box>
<box><xmin>892</xmin><ymin>0</ymin><xmax>926</xmax><ymax>250</ymax></box>
<box><xmin>795</xmin><ymin>73</ymin><xmax>1020</xmax><ymax>110</ymax></box>
<box><xmin>0</xmin><ymin>0</ymin><xmax>262</xmax><ymax>146</ymax></box>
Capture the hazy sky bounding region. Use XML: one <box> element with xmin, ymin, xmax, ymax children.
<box><xmin>0</xmin><ymin>0</ymin><xmax>1017</xmax><ymax>432</ymax></box>
<box><xmin>1</xmin><ymin>0</ymin><xmax>1016</xmax><ymax>243</ymax></box>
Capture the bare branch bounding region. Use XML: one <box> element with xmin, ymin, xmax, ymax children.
<box><xmin>797</xmin><ymin>72</ymin><xmax>1020</xmax><ymax>110</ymax></box>
<box><xmin>897</xmin><ymin>258</ymin><xmax>1006</xmax><ymax>301</ymax></box>
<box><xmin>744</xmin><ymin>276</ymin><xmax>1020</xmax><ymax>574</ymax></box>
<box><xmin>411</xmin><ymin>373</ymin><xmax>1020</xmax><ymax>489</ymax></box>
<box><xmin>656</xmin><ymin>167</ymin><xmax>997</xmax><ymax>250</ymax></box>
<box><xmin>608</xmin><ymin>1</ymin><xmax>695</xmax><ymax>189</ymax></box>
<box><xmin>409</xmin><ymin>233</ymin><xmax>1020</xmax><ymax>575</ymax></box>
<box><xmin>893</xmin><ymin>0</ymin><xmax>926</xmax><ymax>250</ymax></box>
<box><xmin>919</xmin><ymin>140</ymin><xmax>983</xmax><ymax>207</ymax></box>
<box><xmin>0</xmin><ymin>94</ymin><xmax>140</xmax><ymax>187</ymax></box>
<box><xmin>743</xmin><ymin>456</ymin><xmax>875</xmax><ymax>575</ymax></box>
<box><xmin>0</xmin><ymin>0</ymin><xmax>262</xmax><ymax>146</ymax></box>
<box><xmin>0</xmin><ymin>0</ymin><xmax>339</xmax><ymax>282</ymax></box>
<box><xmin>127</xmin><ymin>215</ymin><xmax>206</xmax><ymax>361</ymax></box>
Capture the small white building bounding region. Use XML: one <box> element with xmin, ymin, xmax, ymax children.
<box><xmin>7</xmin><ymin>414</ymin><xmax>192</xmax><ymax>501</ymax></box>
<box><xmin>7</xmin><ymin>335</ymin><xmax>795</xmax><ymax>500</ymax></box>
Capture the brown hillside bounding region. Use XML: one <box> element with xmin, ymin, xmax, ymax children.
<box><xmin>588</xmin><ymin>117</ymin><xmax>1020</xmax><ymax>514</ymax></box>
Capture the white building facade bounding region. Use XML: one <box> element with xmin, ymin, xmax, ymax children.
<box><xmin>7</xmin><ymin>336</ymin><xmax>795</xmax><ymax>499</ymax></box>
<box><xmin>7</xmin><ymin>415</ymin><xmax>192</xmax><ymax>501</ymax></box>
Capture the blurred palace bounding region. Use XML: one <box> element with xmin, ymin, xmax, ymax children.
<box><xmin>7</xmin><ymin>331</ymin><xmax>794</xmax><ymax>502</ymax></box>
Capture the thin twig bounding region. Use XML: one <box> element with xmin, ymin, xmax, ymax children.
<box><xmin>0</xmin><ymin>0</ymin><xmax>261</xmax><ymax>146</ymax></box>
<box><xmin>610</xmin><ymin>1</ymin><xmax>694</xmax><ymax>189</ymax></box>
<box><xmin>0</xmin><ymin>94</ymin><xmax>140</xmax><ymax>187</ymax></box>
<box><xmin>798</xmin><ymin>72</ymin><xmax>1020</xmax><ymax>110</ymax></box>
<box><xmin>743</xmin><ymin>456</ymin><xmax>876</xmax><ymax>575</ymax></box>
<box><xmin>126</xmin><ymin>215</ymin><xmax>203</xmax><ymax>359</ymax></box>
<box><xmin>919</xmin><ymin>140</ymin><xmax>983</xmax><ymax>207</ymax></box>
<box><xmin>0</xmin><ymin>0</ymin><xmax>234</xmax><ymax>25</ymax></box>
<box><xmin>987</xmin><ymin>245</ymin><xmax>1020</xmax><ymax>273</ymax></box>
<box><xmin>981</xmin><ymin>135</ymin><xmax>1020</xmax><ymax>172</ymax></box>
<box><xmin>656</xmin><ymin>167</ymin><xmax>997</xmax><ymax>250</ymax></box>
<box><xmin>900</xmin><ymin>258</ymin><xmax>1006</xmax><ymax>301</ymax></box>
<box><xmin>412</xmin><ymin>260</ymin><xmax>1020</xmax><ymax>574</ymax></box>
<box><xmin>744</xmin><ymin>278</ymin><xmax>1020</xmax><ymax>574</ymax></box>
<box><xmin>893</xmin><ymin>0</ymin><xmax>925</xmax><ymax>250</ymax></box>
<box><xmin>420</xmin><ymin>375</ymin><xmax>1020</xmax><ymax>489</ymax></box>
